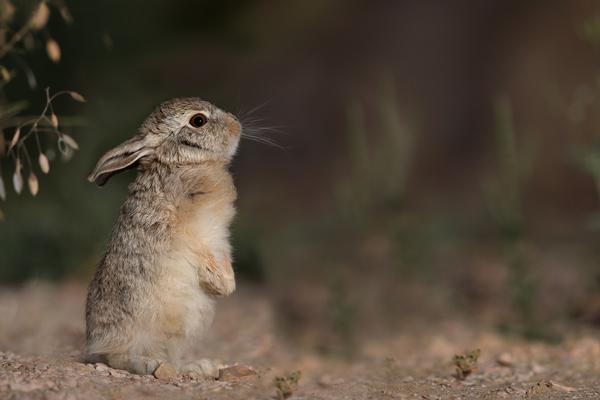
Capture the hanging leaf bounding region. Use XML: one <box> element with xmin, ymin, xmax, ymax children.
<box><xmin>28</xmin><ymin>172</ymin><xmax>39</xmax><ymax>196</ymax></box>
<box><xmin>69</xmin><ymin>91</ymin><xmax>86</xmax><ymax>102</ymax></box>
<box><xmin>0</xmin><ymin>208</ymin><xmax>4</xmax><ymax>221</ymax></box>
<box><xmin>61</xmin><ymin>133</ymin><xmax>79</xmax><ymax>150</ymax></box>
<box><xmin>0</xmin><ymin>175</ymin><xmax>6</xmax><ymax>200</ymax></box>
<box><xmin>30</xmin><ymin>2</ymin><xmax>50</xmax><ymax>31</ymax></box>
<box><xmin>9</xmin><ymin>127</ymin><xmax>20</xmax><ymax>150</ymax></box>
<box><xmin>50</xmin><ymin>113</ymin><xmax>59</xmax><ymax>128</ymax></box>
<box><xmin>58</xmin><ymin>137</ymin><xmax>66</xmax><ymax>154</ymax></box>
<box><xmin>0</xmin><ymin>65</ymin><xmax>10</xmax><ymax>82</ymax></box>
<box><xmin>0</xmin><ymin>0</ymin><xmax>16</xmax><ymax>23</ymax></box>
<box><xmin>13</xmin><ymin>171</ymin><xmax>22</xmax><ymax>194</ymax></box>
<box><xmin>46</xmin><ymin>39</ymin><xmax>61</xmax><ymax>63</ymax></box>
<box><xmin>38</xmin><ymin>153</ymin><xmax>50</xmax><ymax>174</ymax></box>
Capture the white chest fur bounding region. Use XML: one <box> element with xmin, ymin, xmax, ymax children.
<box><xmin>141</xmin><ymin>172</ymin><xmax>236</xmax><ymax>362</ymax></box>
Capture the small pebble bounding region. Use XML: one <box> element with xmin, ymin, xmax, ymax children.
<box><xmin>497</xmin><ymin>353</ymin><xmax>514</xmax><ymax>367</ymax></box>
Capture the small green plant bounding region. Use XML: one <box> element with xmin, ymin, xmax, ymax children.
<box><xmin>453</xmin><ymin>348</ymin><xmax>480</xmax><ymax>380</ymax></box>
<box><xmin>485</xmin><ymin>97</ymin><xmax>561</xmax><ymax>343</ymax></box>
<box><xmin>328</xmin><ymin>277</ymin><xmax>357</xmax><ymax>357</ymax></box>
<box><xmin>274</xmin><ymin>371</ymin><xmax>301</xmax><ymax>400</ymax></box>
<box><xmin>485</xmin><ymin>97</ymin><xmax>541</xmax><ymax>338</ymax></box>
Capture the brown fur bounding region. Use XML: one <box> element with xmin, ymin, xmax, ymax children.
<box><xmin>85</xmin><ymin>98</ymin><xmax>241</xmax><ymax>377</ymax></box>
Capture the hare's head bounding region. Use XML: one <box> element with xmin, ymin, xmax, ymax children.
<box><xmin>88</xmin><ymin>97</ymin><xmax>241</xmax><ymax>186</ymax></box>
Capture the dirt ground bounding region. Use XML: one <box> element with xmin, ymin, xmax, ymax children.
<box><xmin>1</xmin><ymin>282</ymin><xmax>600</xmax><ymax>399</ymax></box>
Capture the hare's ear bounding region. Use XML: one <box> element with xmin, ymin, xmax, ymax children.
<box><xmin>88</xmin><ymin>136</ymin><xmax>154</xmax><ymax>186</ymax></box>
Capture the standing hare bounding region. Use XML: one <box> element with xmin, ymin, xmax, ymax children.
<box><xmin>86</xmin><ymin>98</ymin><xmax>241</xmax><ymax>378</ymax></box>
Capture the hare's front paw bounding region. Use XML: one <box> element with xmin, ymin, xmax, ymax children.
<box><xmin>200</xmin><ymin>273</ymin><xmax>236</xmax><ymax>297</ymax></box>
<box><xmin>197</xmin><ymin>250</ymin><xmax>236</xmax><ymax>297</ymax></box>
<box><xmin>181</xmin><ymin>358</ymin><xmax>224</xmax><ymax>379</ymax></box>
<box><xmin>220</xmin><ymin>275</ymin><xmax>236</xmax><ymax>296</ymax></box>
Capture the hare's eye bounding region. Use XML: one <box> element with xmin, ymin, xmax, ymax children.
<box><xmin>189</xmin><ymin>113</ymin><xmax>208</xmax><ymax>128</ymax></box>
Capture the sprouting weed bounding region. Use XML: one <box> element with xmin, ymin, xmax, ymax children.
<box><xmin>454</xmin><ymin>349</ymin><xmax>481</xmax><ymax>380</ymax></box>
<box><xmin>274</xmin><ymin>371</ymin><xmax>301</xmax><ymax>400</ymax></box>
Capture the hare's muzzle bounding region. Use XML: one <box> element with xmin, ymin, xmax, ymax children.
<box><xmin>224</xmin><ymin>113</ymin><xmax>242</xmax><ymax>138</ymax></box>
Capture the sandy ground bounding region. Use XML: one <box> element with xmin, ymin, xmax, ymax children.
<box><xmin>1</xmin><ymin>282</ymin><xmax>600</xmax><ymax>399</ymax></box>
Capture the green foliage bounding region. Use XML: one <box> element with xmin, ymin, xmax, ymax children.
<box><xmin>483</xmin><ymin>97</ymin><xmax>534</xmax><ymax>241</ymax></box>
<box><xmin>327</xmin><ymin>276</ymin><xmax>357</xmax><ymax>357</ymax></box>
<box><xmin>574</xmin><ymin>138</ymin><xmax>600</xmax><ymax>201</ymax></box>
<box><xmin>337</xmin><ymin>75</ymin><xmax>413</xmax><ymax>223</ymax></box>
<box><xmin>501</xmin><ymin>248</ymin><xmax>560</xmax><ymax>343</ymax></box>
<box><xmin>484</xmin><ymin>97</ymin><xmax>561</xmax><ymax>342</ymax></box>
<box><xmin>579</xmin><ymin>15</ymin><xmax>600</xmax><ymax>47</ymax></box>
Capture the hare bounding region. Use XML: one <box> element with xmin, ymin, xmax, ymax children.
<box><xmin>85</xmin><ymin>98</ymin><xmax>241</xmax><ymax>378</ymax></box>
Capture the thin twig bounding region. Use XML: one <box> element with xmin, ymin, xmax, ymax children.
<box><xmin>0</xmin><ymin>22</ymin><xmax>32</xmax><ymax>59</ymax></box>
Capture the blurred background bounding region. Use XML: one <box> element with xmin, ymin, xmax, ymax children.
<box><xmin>3</xmin><ymin>0</ymin><xmax>600</xmax><ymax>354</ymax></box>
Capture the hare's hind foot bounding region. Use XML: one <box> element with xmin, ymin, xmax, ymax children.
<box><xmin>103</xmin><ymin>353</ymin><xmax>222</xmax><ymax>379</ymax></box>
<box><xmin>105</xmin><ymin>353</ymin><xmax>164</xmax><ymax>376</ymax></box>
<box><xmin>180</xmin><ymin>358</ymin><xmax>224</xmax><ymax>379</ymax></box>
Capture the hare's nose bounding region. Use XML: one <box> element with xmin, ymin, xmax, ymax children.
<box><xmin>227</xmin><ymin>112</ymin><xmax>240</xmax><ymax>124</ymax></box>
<box><xmin>224</xmin><ymin>114</ymin><xmax>241</xmax><ymax>136</ymax></box>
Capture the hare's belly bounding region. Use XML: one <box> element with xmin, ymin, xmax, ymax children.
<box><xmin>142</xmin><ymin>257</ymin><xmax>215</xmax><ymax>355</ymax></box>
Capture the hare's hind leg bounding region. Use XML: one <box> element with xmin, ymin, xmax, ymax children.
<box><xmin>106</xmin><ymin>353</ymin><xmax>164</xmax><ymax>375</ymax></box>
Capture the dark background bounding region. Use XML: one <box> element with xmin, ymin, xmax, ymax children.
<box><xmin>3</xmin><ymin>0</ymin><xmax>600</xmax><ymax>349</ymax></box>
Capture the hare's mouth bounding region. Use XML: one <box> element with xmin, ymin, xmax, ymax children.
<box><xmin>179</xmin><ymin>138</ymin><xmax>207</xmax><ymax>151</ymax></box>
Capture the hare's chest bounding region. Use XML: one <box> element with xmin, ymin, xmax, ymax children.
<box><xmin>174</xmin><ymin>190</ymin><xmax>236</xmax><ymax>262</ymax></box>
